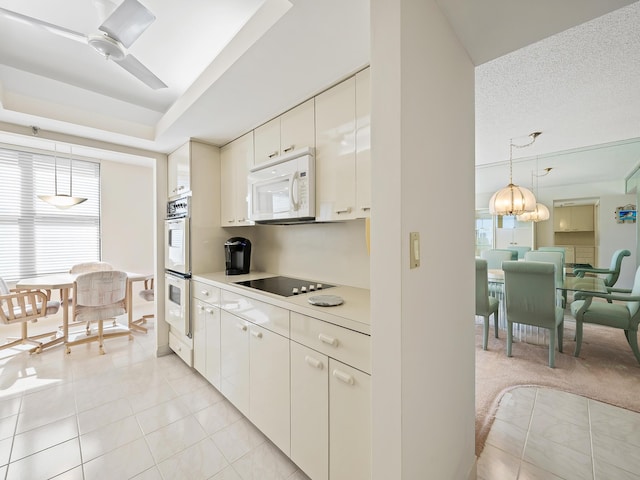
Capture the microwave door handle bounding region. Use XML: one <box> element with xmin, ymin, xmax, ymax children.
<box><xmin>289</xmin><ymin>172</ymin><xmax>299</xmax><ymax>211</ymax></box>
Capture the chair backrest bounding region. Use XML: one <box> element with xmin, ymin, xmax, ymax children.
<box><xmin>537</xmin><ymin>246</ymin><xmax>566</xmax><ymax>266</ymax></box>
<box><xmin>139</xmin><ymin>277</ymin><xmax>154</xmax><ymax>302</ymax></box>
<box><xmin>480</xmin><ymin>249</ymin><xmax>515</xmax><ymax>269</ymax></box>
<box><xmin>626</xmin><ymin>265</ymin><xmax>640</xmax><ymax>318</ymax></box>
<box><xmin>475</xmin><ymin>258</ymin><xmax>490</xmax><ymax>314</ymax></box>
<box><xmin>70</xmin><ymin>261</ymin><xmax>114</xmax><ymax>274</ymax></box>
<box><xmin>506</xmin><ymin>246</ymin><xmax>531</xmax><ymax>260</ymax></box>
<box><xmin>503</xmin><ymin>260</ymin><xmax>557</xmax><ymax>328</ymax></box>
<box><xmin>524</xmin><ymin>251</ymin><xmax>564</xmax><ymax>286</ymax></box>
<box><xmin>73</xmin><ymin>271</ymin><xmax>127</xmax><ymax>322</ymax></box>
<box><xmin>605</xmin><ymin>249</ymin><xmax>631</xmax><ymax>287</ymax></box>
<box><xmin>0</xmin><ymin>277</ymin><xmax>9</xmax><ymax>295</ymax></box>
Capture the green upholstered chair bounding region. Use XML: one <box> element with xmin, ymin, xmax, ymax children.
<box><xmin>525</xmin><ymin>251</ymin><xmax>566</xmax><ymax>307</ymax></box>
<box><xmin>537</xmin><ymin>246</ymin><xmax>566</xmax><ymax>267</ymax></box>
<box><xmin>570</xmin><ymin>265</ymin><xmax>640</xmax><ymax>364</ymax></box>
<box><xmin>506</xmin><ymin>246</ymin><xmax>531</xmax><ymax>260</ymax></box>
<box><xmin>476</xmin><ymin>259</ymin><xmax>500</xmax><ymax>350</ymax></box>
<box><xmin>573</xmin><ymin>249</ymin><xmax>631</xmax><ymax>289</ymax></box>
<box><xmin>480</xmin><ymin>249</ymin><xmax>515</xmax><ymax>269</ymax></box>
<box><xmin>503</xmin><ymin>261</ymin><xmax>565</xmax><ymax>368</ymax></box>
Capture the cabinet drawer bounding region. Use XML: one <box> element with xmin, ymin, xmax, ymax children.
<box><xmin>193</xmin><ymin>281</ymin><xmax>220</xmax><ymax>304</ymax></box>
<box><xmin>221</xmin><ymin>291</ymin><xmax>289</xmax><ymax>337</ymax></box>
<box><xmin>169</xmin><ymin>331</ymin><xmax>193</xmax><ymax>367</ymax></box>
<box><xmin>291</xmin><ymin>312</ymin><xmax>370</xmax><ymax>374</ymax></box>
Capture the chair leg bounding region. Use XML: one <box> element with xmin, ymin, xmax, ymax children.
<box><xmin>549</xmin><ymin>328</ymin><xmax>556</xmax><ymax>368</ymax></box>
<box><xmin>483</xmin><ymin>316</ymin><xmax>489</xmax><ymax>350</ymax></box>
<box><xmin>98</xmin><ymin>320</ymin><xmax>105</xmax><ymax>355</ymax></box>
<box><xmin>507</xmin><ymin>321</ymin><xmax>513</xmax><ymax>357</ymax></box>
<box><xmin>558</xmin><ymin>323</ymin><xmax>564</xmax><ymax>353</ymax></box>
<box><xmin>625</xmin><ymin>328</ymin><xmax>640</xmax><ymax>364</ymax></box>
<box><xmin>574</xmin><ymin>320</ymin><xmax>584</xmax><ymax>357</ymax></box>
<box><xmin>494</xmin><ymin>312</ymin><xmax>499</xmax><ymax>339</ymax></box>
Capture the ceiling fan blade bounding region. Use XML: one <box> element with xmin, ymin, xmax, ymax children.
<box><xmin>0</xmin><ymin>7</ymin><xmax>88</xmax><ymax>44</ymax></box>
<box><xmin>114</xmin><ymin>54</ymin><xmax>167</xmax><ymax>89</ymax></box>
<box><xmin>98</xmin><ymin>0</ymin><xmax>155</xmax><ymax>48</ymax></box>
<box><xmin>91</xmin><ymin>0</ymin><xmax>118</xmax><ymax>24</ymax></box>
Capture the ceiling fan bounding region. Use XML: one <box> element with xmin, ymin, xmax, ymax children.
<box><xmin>0</xmin><ymin>0</ymin><xmax>167</xmax><ymax>89</ymax></box>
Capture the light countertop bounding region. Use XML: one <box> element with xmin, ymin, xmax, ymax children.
<box><xmin>192</xmin><ymin>271</ymin><xmax>371</xmax><ymax>335</ymax></box>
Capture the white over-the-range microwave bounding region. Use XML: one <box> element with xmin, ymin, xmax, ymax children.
<box><xmin>248</xmin><ymin>147</ymin><xmax>315</xmax><ymax>224</ymax></box>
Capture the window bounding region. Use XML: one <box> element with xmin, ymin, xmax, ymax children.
<box><xmin>0</xmin><ymin>146</ymin><xmax>101</xmax><ymax>282</ymax></box>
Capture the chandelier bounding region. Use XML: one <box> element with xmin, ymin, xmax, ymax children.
<box><xmin>38</xmin><ymin>144</ymin><xmax>88</xmax><ymax>209</ymax></box>
<box><xmin>488</xmin><ymin>132</ymin><xmax>542</xmax><ymax>216</ymax></box>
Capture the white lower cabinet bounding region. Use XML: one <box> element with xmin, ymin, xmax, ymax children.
<box><xmin>290</xmin><ymin>341</ymin><xmax>329</xmax><ymax>480</ymax></box>
<box><xmin>249</xmin><ymin>324</ymin><xmax>290</xmax><ymax>455</ymax></box>
<box><xmin>196</xmin><ymin>283</ymin><xmax>371</xmax><ymax>480</ymax></box>
<box><xmin>220</xmin><ymin>311</ymin><xmax>250</xmax><ymax>416</ymax></box>
<box><xmin>329</xmin><ymin>359</ymin><xmax>371</xmax><ymax>480</ymax></box>
<box><xmin>193</xmin><ymin>299</ymin><xmax>221</xmax><ymax>389</ymax></box>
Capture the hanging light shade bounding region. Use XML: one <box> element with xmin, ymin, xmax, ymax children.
<box><xmin>517</xmin><ymin>202</ymin><xmax>550</xmax><ymax>222</ymax></box>
<box><xmin>488</xmin><ymin>132</ymin><xmax>542</xmax><ymax>216</ymax></box>
<box><xmin>38</xmin><ymin>145</ymin><xmax>87</xmax><ymax>209</ymax></box>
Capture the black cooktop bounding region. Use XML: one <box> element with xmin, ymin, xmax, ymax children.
<box><xmin>234</xmin><ymin>276</ymin><xmax>334</xmax><ymax>297</ymax></box>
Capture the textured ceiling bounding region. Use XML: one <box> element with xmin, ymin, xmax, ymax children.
<box><xmin>475</xmin><ymin>1</ymin><xmax>640</xmax><ymax>193</ymax></box>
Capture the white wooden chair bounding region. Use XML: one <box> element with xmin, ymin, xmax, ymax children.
<box><xmin>133</xmin><ymin>276</ymin><xmax>154</xmax><ymax>333</ymax></box>
<box><xmin>0</xmin><ymin>277</ymin><xmax>60</xmax><ymax>353</ymax></box>
<box><xmin>66</xmin><ymin>271</ymin><xmax>131</xmax><ymax>355</ymax></box>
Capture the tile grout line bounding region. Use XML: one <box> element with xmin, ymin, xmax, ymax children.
<box><xmin>587</xmin><ymin>399</ymin><xmax>596</xmax><ymax>480</ymax></box>
<box><xmin>515</xmin><ymin>387</ymin><xmax>539</xmax><ymax>479</ymax></box>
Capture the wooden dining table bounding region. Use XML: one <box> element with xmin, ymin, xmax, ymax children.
<box><xmin>16</xmin><ymin>271</ymin><xmax>150</xmax><ymax>352</ymax></box>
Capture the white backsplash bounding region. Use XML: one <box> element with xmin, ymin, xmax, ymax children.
<box><xmin>225</xmin><ymin>219</ymin><xmax>370</xmax><ymax>289</ymax></box>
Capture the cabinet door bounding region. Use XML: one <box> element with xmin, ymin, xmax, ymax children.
<box><xmin>315</xmin><ymin>76</ymin><xmax>357</xmax><ymax>221</ymax></box>
<box><xmin>290</xmin><ymin>342</ymin><xmax>329</xmax><ymax>480</ymax></box>
<box><xmin>220</xmin><ymin>132</ymin><xmax>254</xmax><ymax>226</ymax></box>
<box><xmin>168</xmin><ymin>142</ymin><xmax>190</xmax><ymax>198</ymax></box>
<box><xmin>571</xmin><ymin>205</ymin><xmax>594</xmax><ymax>231</ymax></box>
<box><xmin>280</xmin><ymin>99</ymin><xmax>315</xmax><ymax>155</ymax></box>
<box><xmin>220</xmin><ymin>311</ymin><xmax>250</xmax><ymax>416</ymax></box>
<box><xmin>553</xmin><ymin>207</ymin><xmax>571</xmax><ymax>232</ymax></box>
<box><xmin>254</xmin><ymin>117</ymin><xmax>281</xmax><ymax>165</ymax></box>
<box><xmin>193</xmin><ymin>300</ymin><xmax>207</xmax><ymax>376</ymax></box>
<box><xmin>205</xmin><ymin>305</ymin><xmax>221</xmax><ymax>389</ymax></box>
<box><xmin>249</xmin><ymin>324</ymin><xmax>290</xmax><ymax>455</ymax></box>
<box><xmin>329</xmin><ymin>359</ymin><xmax>371</xmax><ymax>480</ymax></box>
<box><xmin>355</xmin><ymin>68</ymin><xmax>371</xmax><ymax>218</ymax></box>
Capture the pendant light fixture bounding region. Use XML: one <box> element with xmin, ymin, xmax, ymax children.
<box><xmin>517</xmin><ymin>164</ymin><xmax>552</xmax><ymax>222</ymax></box>
<box><xmin>488</xmin><ymin>131</ymin><xmax>542</xmax><ymax>216</ymax></box>
<box><xmin>38</xmin><ymin>145</ymin><xmax>88</xmax><ymax>209</ymax></box>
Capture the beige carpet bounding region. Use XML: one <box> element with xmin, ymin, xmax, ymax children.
<box><xmin>475</xmin><ymin>319</ymin><xmax>640</xmax><ymax>456</ymax></box>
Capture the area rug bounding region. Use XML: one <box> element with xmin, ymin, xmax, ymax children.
<box><xmin>475</xmin><ymin>319</ymin><xmax>640</xmax><ymax>456</ymax></box>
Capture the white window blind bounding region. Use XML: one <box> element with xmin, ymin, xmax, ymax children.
<box><xmin>0</xmin><ymin>146</ymin><xmax>101</xmax><ymax>282</ymax></box>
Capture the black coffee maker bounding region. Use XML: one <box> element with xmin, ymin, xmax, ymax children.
<box><xmin>225</xmin><ymin>237</ymin><xmax>251</xmax><ymax>275</ymax></box>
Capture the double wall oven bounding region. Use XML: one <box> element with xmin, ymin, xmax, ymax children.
<box><xmin>164</xmin><ymin>197</ymin><xmax>192</xmax><ymax>364</ymax></box>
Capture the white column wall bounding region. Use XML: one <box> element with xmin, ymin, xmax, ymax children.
<box><xmin>371</xmin><ymin>1</ymin><xmax>476</xmax><ymax>478</ymax></box>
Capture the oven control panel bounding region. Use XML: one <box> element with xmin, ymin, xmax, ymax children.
<box><xmin>167</xmin><ymin>197</ymin><xmax>190</xmax><ymax>219</ymax></box>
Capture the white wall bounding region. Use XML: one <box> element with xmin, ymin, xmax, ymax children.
<box><xmin>371</xmin><ymin>0</ymin><xmax>476</xmax><ymax>478</ymax></box>
<box><xmin>244</xmin><ymin>220</ymin><xmax>370</xmax><ymax>288</ymax></box>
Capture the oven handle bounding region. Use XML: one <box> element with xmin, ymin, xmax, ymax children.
<box><xmin>290</xmin><ymin>172</ymin><xmax>299</xmax><ymax>211</ymax></box>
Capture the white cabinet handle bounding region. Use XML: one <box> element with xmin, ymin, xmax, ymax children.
<box><xmin>304</xmin><ymin>355</ymin><xmax>323</xmax><ymax>369</ymax></box>
<box><xmin>201</xmin><ymin>290</ymin><xmax>210</xmax><ymax>296</ymax></box>
<box><xmin>335</xmin><ymin>207</ymin><xmax>352</xmax><ymax>214</ymax></box>
<box><xmin>360</xmin><ymin>206</ymin><xmax>371</xmax><ymax>211</ymax></box>
<box><xmin>332</xmin><ymin>369</ymin><xmax>354</xmax><ymax>385</ymax></box>
<box><xmin>205</xmin><ymin>308</ymin><xmax>214</xmax><ymax>314</ymax></box>
<box><xmin>197</xmin><ymin>305</ymin><xmax>204</xmax><ymax>312</ymax></box>
<box><xmin>318</xmin><ymin>333</ymin><xmax>339</xmax><ymax>347</ymax></box>
<box><xmin>237</xmin><ymin>324</ymin><xmax>247</xmax><ymax>332</ymax></box>
<box><xmin>227</xmin><ymin>219</ymin><xmax>235</xmax><ymax>223</ymax></box>
<box><xmin>268</xmin><ymin>151</ymin><xmax>279</xmax><ymax>158</ymax></box>
<box><xmin>251</xmin><ymin>330</ymin><xmax>263</xmax><ymax>338</ymax></box>
<box><xmin>283</xmin><ymin>145</ymin><xmax>294</xmax><ymax>153</ymax></box>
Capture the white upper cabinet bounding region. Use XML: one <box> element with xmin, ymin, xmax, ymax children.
<box><xmin>168</xmin><ymin>142</ymin><xmax>190</xmax><ymax>198</ymax></box>
<box><xmin>220</xmin><ymin>132</ymin><xmax>254</xmax><ymax>227</ymax></box>
<box><xmin>254</xmin><ymin>99</ymin><xmax>315</xmax><ymax>165</ymax></box>
<box><xmin>315</xmin><ymin>76</ymin><xmax>357</xmax><ymax>221</ymax></box>
<box><xmin>355</xmin><ymin>68</ymin><xmax>371</xmax><ymax>217</ymax></box>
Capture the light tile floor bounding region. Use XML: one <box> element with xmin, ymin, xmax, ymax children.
<box><xmin>0</xmin><ymin>314</ymin><xmax>310</xmax><ymax>480</ymax></box>
<box><xmin>478</xmin><ymin>386</ymin><xmax>640</xmax><ymax>480</ymax></box>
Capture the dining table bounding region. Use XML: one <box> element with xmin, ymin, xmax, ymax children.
<box><xmin>16</xmin><ymin>271</ymin><xmax>150</xmax><ymax>352</ymax></box>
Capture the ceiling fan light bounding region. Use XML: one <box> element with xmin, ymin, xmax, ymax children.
<box><xmin>488</xmin><ymin>183</ymin><xmax>537</xmax><ymax>216</ymax></box>
<box><xmin>38</xmin><ymin>194</ymin><xmax>87</xmax><ymax>209</ymax></box>
<box><xmin>88</xmin><ymin>33</ymin><xmax>125</xmax><ymax>60</ymax></box>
